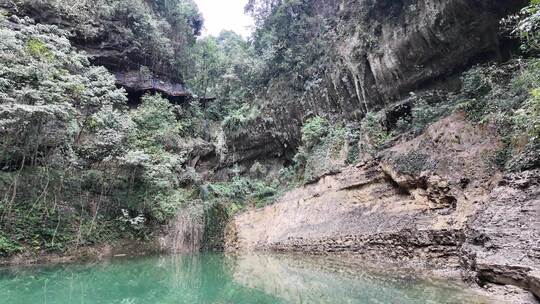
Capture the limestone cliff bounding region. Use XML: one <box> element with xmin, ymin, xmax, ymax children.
<box><xmin>222</xmin><ymin>5</ymin><xmax>539</xmax><ymax>300</ymax></box>
<box><xmin>225</xmin><ymin>113</ymin><xmax>540</xmax><ymax>300</ymax></box>
<box><xmin>223</xmin><ymin>0</ymin><xmax>527</xmax><ymax>166</ymax></box>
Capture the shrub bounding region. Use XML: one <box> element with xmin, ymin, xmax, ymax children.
<box><xmin>26</xmin><ymin>38</ymin><xmax>53</xmax><ymax>60</ymax></box>
<box><xmin>203</xmin><ymin>176</ymin><xmax>277</xmax><ymax>211</ymax></box>
<box><xmin>0</xmin><ymin>234</ymin><xmax>23</xmax><ymax>257</ymax></box>
<box><xmin>300</xmin><ymin>116</ymin><xmax>329</xmax><ymax>149</ymax></box>
<box><xmin>0</xmin><ymin>15</ymin><xmax>203</xmax><ymax>255</ymax></box>
<box><xmin>409</xmin><ymin>93</ymin><xmax>456</xmax><ymax>133</ymax></box>
<box><xmin>360</xmin><ymin>111</ymin><xmax>391</xmax><ymax>150</ymax></box>
<box><xmin>293</xmin><ymin>119</ymin><xmax>350</xmax><ymax>183</ymax></box>
<box><xmin>502</xmin><ymin>1</ymin><xmax>540</xmax><ymax>54</ymax></box>
<box><xmin>393</xmin><ymin>151</ymin><xmax>435</xmax><ymax>176</ymax></box>
<box><xmin>222</xmin><ymin>105</ymin><xmax>261</xmax><ymax>134</ymax></box>
<box><xmin>15</xmin><ymin>0</ymin><xmax>202</xmax><ymax>80</ymax></box>
<box><xmin>456</xmin><ymin>59</ymin><xmax>540</xmax><ymax>169</ymax></box>
<box><xmin>514</xmin><ymin>87</ymin><xmax>540</xmax><ymax>142</ymax></box>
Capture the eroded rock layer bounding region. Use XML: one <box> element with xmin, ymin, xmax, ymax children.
<box><xmin>225</xmin><ymin>113</ymin><xmax>540</xmax><ymax>299</ymax></box>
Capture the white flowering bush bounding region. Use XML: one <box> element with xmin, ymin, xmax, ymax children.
<box><xmin>119</xmin><ymin>209</ymin><xmax>146</xmax><ymax>231</ymax></box>
<box><xmin>14</xmin><ymin>0</ymin><xmax>203</xmax><ymax>80</ymax></box>
<box><xmin>0</xmin><ymin>14</ymin><xmax>129</xmax><ymax>166</ymax></box>
<box><xmin>0</xmin><ymin>6</ymin><xmax>210</xmax><ymax>255</ymax></box>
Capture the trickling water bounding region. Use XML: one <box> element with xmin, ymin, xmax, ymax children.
<box><xmin>0</xmin><ymin>253</ymin><xmax>497</xmax><ymax>304</ymax></box>
<box><xmin>169</xmin><ymin>213</ymin><xmax>203</xmax><ymax>253</ymax></box>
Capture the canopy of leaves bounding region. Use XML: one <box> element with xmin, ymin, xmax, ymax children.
<box><xmin>13</xmin><ymin>0</ymin><xmax>203</xmax><ymax>82</ymax></box>
<box><xmin>0</xmin><ymin>13</ymin><xmax>207</xmax><ymax>255</ymax></box>
<box><xmin>502</xmin><ymin>0</ymin><xmax>540</xmax><ymax>54</ymax></box>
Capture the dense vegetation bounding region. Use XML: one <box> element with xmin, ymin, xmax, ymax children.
<box><xmin>0</xmin><ymin>7</ymin><xmax>208</xmax><ymax>256</ymax></box>
<box><xmin>12</xmin><ymin>0</ymin><xmax>203</xmax><ymax>81</ymax></box>
<box><xmin>0</xmin><ymin>0</ymin><xmax>539</xmax><ymax>257</ymax></box>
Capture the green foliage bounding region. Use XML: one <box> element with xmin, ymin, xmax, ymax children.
<box><xmin>456</xmin><ymin>59</ymin><xmax>540</xmax><ymax>169</ymax></box>
<box><xmin>146</xmin><ymin>189</ymin><xmax>197</xmax><ymax>223</ymax></box>
<box><xmin>0</xmin><ymin>167</ymin><xmax>141</xmax><ymax>254</ymax></box>
<box><xmin>26</xmin><ymin>38</ymin><xmax>53</xmax><ymax>60</ymax></box>
<box><xmin>300</xmin><ymin>116</ymin><xmax>329</xmax><ymax>149</ymax></box>
<box><xmin>458</xmin><ymin>64</ymin><xmax>518</xmax><ymax>123</ymax></box>
<box><xmin>346</xmin><ymin>142</ymin><xmax>360</xmax><ymax>165</ymax></box>
<box><xmin>296</xmin><ymin>90</ymin><xmax>453</xmax><ymax>173</ymax></box>
<box><xmin>177</xmin><ymin>100</ymin><xmax>206</xmax><ymax>137</ymax></box>
<box><xmin>130</xmin><ymin>94</ymin><xmax>178</xmax><ymax>151</ymax></box>
<box><xmin>514</xmin><ymin>89</ymin><xmax>540</xmax><ymax>142</ymax></box>
<box><xmin>185</xmin><ymin>31</ymin><xmax>261</xmax><ymax>121</ymax></box>
<box><xmin>222</xmin><ymin>105</ymin><xmax>263</xmax><ymax>135</ymax></box>
<box><xmin>186</xmin><ymin>37</ymin><xmax>222</xmax><ymax>98</ymax></box>
<box><xmin>15</xmin><ymin>0</ymin><xmax>203</xmax><ymax>81</ymax></box>
<box><xmin>122</xmin><ymin>94</ymin><xmax>211</xmax><ymax>224</ymax></box>
<box><xmin>203</xmin><ymin>176</ymin><xmax>277</xmax><ymax>211</ymax></box>
<box><xmin>458</xmin><ymin>61</ymin><xmax>538</xmax><ymax>125</ymax></box>
<box><xmin>393</xmin><ymin>151</ymin><xmax>435</xmax><ymax>176</ymax></box>
<box><xmin>491</xmin><ymin>143</ymin><xmax>513</xmax><ymax>171</ymax></box>
<box><xmin>202</xmin><ymin>202</ymin><xmax>229</xmax><ymax>251</ymax></box>
<box><xmin>0</xmin><ymin>234</ymin><xmax>23</xmax><ymax>257</ymax></box>
<box><xmin>247</xmin><ymin>0</ymin><xmax>328</xmax><ymax>84</ymax></box>
<box><xmin>529</xmin><ymin>88</ymin><xmax>540</xmax><ymax>138</ymax></box>
<box><xmin>359</xmin><ymin>112</ymin><xmax>392</xmax><ymax>151</ymax></box>
<box><xmin>405</xmin><ymin>92</ymin><xmax>457</xmax><ymax>134</ymax></box>
<box><xmin>0</xmin><ymin>15</ymin><xmax>203</xmax><ymax>256</ymax></box>
<box><xmin>292</xmin><ymin>118</ymin><xmax>351</xmax><ymax>183</ymax></box>
<box><xmin>301</xmin><ymin>126</ymin><xmax>348</xmax><ymax>183</ymax></box>
<box><xmin>502</xmin><ymin>1</ymin><xmax>540</xmax><ymax>54</ymax></box>
<box><xmin>0</xmin><ymin>15</ymin><xmax>127</xmax><ymax>168</ymax></box>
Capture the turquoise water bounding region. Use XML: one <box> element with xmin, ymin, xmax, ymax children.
<box><xmin>0</xmin><ymin>254</ymin><xmax>494</xmax><ymax>304</ymax></box>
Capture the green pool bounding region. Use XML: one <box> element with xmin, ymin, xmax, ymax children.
<box><xmin>0</xmin><ymin>253</ymin><xmax>494</xmax><ymax>304</ymax></box>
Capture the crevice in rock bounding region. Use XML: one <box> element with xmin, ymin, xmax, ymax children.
<box><xmin>381</xmin><ymin>169</ymin><xmax>412</xmax><ymax>196</ymax></box>
<box><xmin>125</xmin><ymin>88</ymin><xmax>190</xmax><ymax>108</ymax></box>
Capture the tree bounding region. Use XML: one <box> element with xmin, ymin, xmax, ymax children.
<box><xmin>503</xmin><ymin>0</ymin><xmax>540</xmax><ymax>54</ymax></box>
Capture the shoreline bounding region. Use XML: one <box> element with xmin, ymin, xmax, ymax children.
<box><xmin>0</xmin><ymin>239</ymin><xmax>164</xmax><ymax>268</ymax></box>
<box><xmin>3</xmin><ymin>248</ymin><xmax>537</xmax><ymax>303</ymax></box>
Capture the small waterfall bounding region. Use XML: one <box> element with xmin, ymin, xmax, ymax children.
<box><xmin>163</xmin><ymin>204</ymin><xmax>204</xmax><ymax>254</ymax></box>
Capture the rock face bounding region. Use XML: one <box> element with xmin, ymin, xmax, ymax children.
<box><xmin>226</xmin><ymin>163</ymin><xmax>469</xmax><ymax>269</ymax></box>
<box><xmin>2</xmin><ymin>0</ymin><xmax>192</xmax><ymax>100</ymax></box>
<box><xmin>115</xmin><ymin>71</ymin><xmax>191</xmax><ymax>105</ymax></box>
<box><xmin>358</xmin><ymin>0</ymin><xmax>522</xmax><ymax>100</ymax></box>
<box><xmin>464</xmin><ymin>170</ymin><xmax>540</xmax><ymax>297</ymax></box>
<box><xmin>225</xmin><ymin>113</ymin><xmax>540</xmax><ymax>299</ymax></box>
<box><xmin>223</xmin><ymin>0</ymin><xmax>526</xmax><ymax>165</ymax></box>
<box><xmin>225</xmin><ymin>113</ymin><xmax>498</xmax><ymax>259</ymax></box>
<box><xmin>221</xmin><ymin>116</ymin><xmax>295</xmax><ymax>169</ymax></box>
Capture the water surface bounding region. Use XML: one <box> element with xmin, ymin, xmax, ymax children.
<box><xmin>0</xmin><ymin>253</ymin><xmax>495</xmax><ymax>304</ymax></box>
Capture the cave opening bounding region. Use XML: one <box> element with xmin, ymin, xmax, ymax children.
<box><xmin>125</xmin><ymin>88</ymin><xmax>192</xmax><ymax>109</ymax></box>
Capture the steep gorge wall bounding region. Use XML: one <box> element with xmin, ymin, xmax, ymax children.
<box><xmin>224</xmin><ymin>0</ymin><xmax>526</xmax><ymax>165</ymax></box>
<box><xmin>225</xmin><ymin>113</ymin><xmax>500</xmax><ymax>259</ymax></box>
<box><xmin>225</xmin><ymin>113</ymin><xmax>540</xmax><ymax>298</ymax></box>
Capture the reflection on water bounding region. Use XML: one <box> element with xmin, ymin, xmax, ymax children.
<box><xmin>232</xmin><ymin>254</ymin><xmax>496</xmax><ymax>304</ymax></box>
<box><xmin>0</xmin><ymin>253</ymin><xmax>495</xmax><ymax>304</ymax></box>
